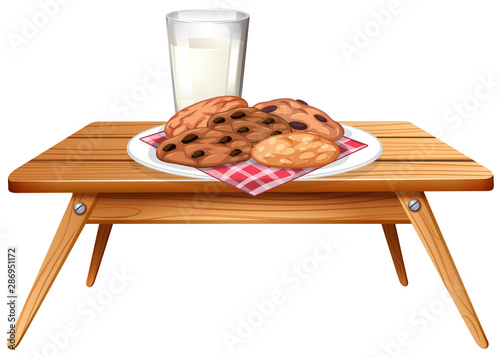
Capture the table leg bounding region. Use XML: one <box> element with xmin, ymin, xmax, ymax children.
<box><xmin>8</xmin><ymin>193</ymin><xmax>98</xmax><ymax>350</ymax></box>
<box><xmin>382</xmin><ymin>224</ymin><xmax>408</xmax><ymax>287</ymax></box>
<box><xmin>86</xmin><ymin>224</ymin><xmax>113</xmax><ymax>287</ymax></box>
<box><xmin>397</xmin><ymin>191</ymin><xmax>488</xmax><ymax>348</ymax></box>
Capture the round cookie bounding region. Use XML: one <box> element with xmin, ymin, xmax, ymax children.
<box><xmin>252</xmin><ymin>132</ymin><xmax>340</xmax><ymax>169</ymax></box>
<box><xmin>253</xmin><ymin>98</ymin><xmax>344</xmax><ymax>141</ymax></box>
<box><xmin>207</xmin><ymin>107</ymin><xmax>291</xmax><ymax>143</ymax></box>
<box><xmin>157</xmin><ymin>128</ymin><xmax>252</xmax><ymax>168</ymax></box>
<box><xmin>164</xmin><ymin>96</ymin><xmax>248</xmax><ymax>137</ymax></box>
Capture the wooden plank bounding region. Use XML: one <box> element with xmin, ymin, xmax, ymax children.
<box><xmin>342</xmin><ymin>121</ymin><xmax>433</xmax><ymax>137</ymax></box>
<box><xmin>397</xmin><ymin>192</ymin><xmax>488</xmax><ymax>348</ymax></box>
<box><xmin>71</xmin><ymin>121</ymin><xmax>164</xmax><ymax>138</ymax></box>
<box><xmin>8</xmin><ymin>160</ymin><xmax>493</xmax><ymax>193</ymax></box>
<box><xmin>8</xmin><ymin>121</ymin><xmax>493</xmax><ymax>193</ymax></box>
<box><xmin>376</xmin><ymin>138</ymin><xmax>471</xmax><ymax>161</ymax></box>
<box><xmin>35</xmin><ymin>138</ymin><xmax>131</xmax><ymax>161</ymax></box>
<box><xmin>86</xmin><ymin>224</ymin><xmax>112</xmax><ymax>287</ymax></box>
<box><xmin>31</xmin><ymin>137</ymin><xmax>471</xmax><ymax>162</ymax></box>
<box><xmin>382</xmin><ymin>224</ymin><xmax>408</xmax><ymax>286</ymax></box>
<box><xmin>8</xmin><ymin>193</ymin><xmax>98</xmax><ymax>349</ymax></box>
<box><xmin>87</xmin><ymin>192</ymin><xmax>410</xmax><ymax>224</ymax></box>
<box><xmin>70</xmin><ymin>121</ymin><xmax>433</xmax><ymax>138</ymax></box>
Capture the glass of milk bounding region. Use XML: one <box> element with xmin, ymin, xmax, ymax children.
<box><xmin>166</xmin><ymin>10</ymin><xmax>250</xmax><ymax>112</ymax></box>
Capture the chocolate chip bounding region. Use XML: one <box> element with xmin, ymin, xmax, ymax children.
<box><xmin>263</xmin><ymin>117</ymin><xmax>275</xmax><ymax>124</ymax></box>
<box><xmin>229</xmin><ymin>149</ymin><xmax>242</xmax><ymax>157</ymax></box>
<box><xmin>162</xmin><ymin>143</ymin><xmax>176</xmax><ymax>152</ymax></box>
<box><xmin>261</xmin><ymin>105</ymin><xmax>277</xmax><ymax>113</ymax></box>
<box><xmin>182</xmin><ymin>134</ymin><xmax>198</xmax><ymax>144</ymax></box>
<box><xmin>231</xmin><ymin>111</ymin><xmax>246</xmax><ymax>119</ymax></box>
<box><xmin>213</xmin><ymin>117</ymin><xmax>225</xmax><ymax>124</ymax></box>
<box><xmin>296</xmin><ymin>99</ymin><xmax>308</xmax><ymax>105</ymax></box>
<box><xmin>289</xmin><ymin>122</ymin><xmax>308</xmax><ymax>130</ymax></box>
<box><xmin>237</xmin><ymin>127</ymin><xmax>249</xmax><ymax>133</ymax></box>
<box><xmin>218</xmin><ymin>136</ymin><xmax>232</xmax><ymax>144</ymax></box>
<box><xmin>191</xmin><ymin>150</ymin><xmax>205</xmax><ymax>158</ymax></box>
<box><xmin>270</xmin><ymin>131</ymin><xmax>282</xmax><ymax>136</ymax></box>
<box><xmin>314</xmin><ymin>114</ymin><xmax>327</xmax><ymax>122</ymax></box>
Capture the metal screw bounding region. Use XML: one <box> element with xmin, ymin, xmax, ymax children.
<box><xmin>73</xmin><ymin>202</ymin><xmax>86</xmax><ymax>215</ymax></box>
<box><xmin>408</xmin><ymin>199</ymin><xmax>421</xmax><ymax>212</ymax></box>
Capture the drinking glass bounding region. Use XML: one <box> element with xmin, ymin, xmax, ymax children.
<box><xmin>166</xmin><ymin>9</ymin><xmax>250</xmax><ymax>111</ymax></box>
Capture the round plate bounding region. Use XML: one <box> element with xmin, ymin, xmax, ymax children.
<box><xmin>127</xmin><ymin>124</ymin><xmax>383</xmax><ymax>180</ymax></box>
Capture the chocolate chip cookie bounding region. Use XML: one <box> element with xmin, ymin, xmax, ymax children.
<box><xmin>157</xmin><ymin>128</ymin><xmax>252</xmax><ymax>168</ymax></box>
<box><xmin>164</xmin><ymin>96</ymin><xmax>248</xmax><ymax>137</ymax></box>
<box><xmin>252</xmin><ymin>132</ymin><xmax>339</xmax><ymax>168</ymax></box>
<box><xmin>253</xmin><ymin>98</ymin><xmax>344</xmax><ymax>141</ymax></box>
<box><xmin>207</xmin><ymin>107</ymin><xmax>292</xmax><ymax>143</ymax></box>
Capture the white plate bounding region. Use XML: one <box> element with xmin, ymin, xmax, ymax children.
<box><xmin>127</xmin><ymin>124</ymin><xmax>383</xmax><ymax>180</ymax></box>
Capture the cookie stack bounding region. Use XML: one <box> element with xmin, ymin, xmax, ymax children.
<box><xmin>157</xmin><ymin>96</ymin><xmax>344</xmax><ymax>168</ymax></box>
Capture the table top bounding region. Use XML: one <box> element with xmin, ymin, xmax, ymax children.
<box><xmin>8</xmin><ymin>121</ymin><xmax>493</xmax><ymax>193</ymax></box>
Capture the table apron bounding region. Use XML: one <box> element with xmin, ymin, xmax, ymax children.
<box><xmin>86</xmin><ymin>192</ymin><xmax>411</xmax><ymax>224</ymax></box>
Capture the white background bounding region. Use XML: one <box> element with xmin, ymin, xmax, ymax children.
<box><xmin>1</xmin><ymin>0</ymin><xmax>499</xmax><ymax>357</ymax></box>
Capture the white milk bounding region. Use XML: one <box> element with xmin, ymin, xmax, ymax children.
<box><xmin>170</xmin><ymin>38</ymin><xmax>244</xmax><ymax>110</ymax></box>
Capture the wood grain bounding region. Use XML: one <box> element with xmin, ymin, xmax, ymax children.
<box><xmin>8</xmin><ymin>193</ymin><xmax>98</xmax><ymax>349</ymax></box>
<box><xmin>382</xmin><ymin>224</ymin><xmax>408</xmax><ymax>286</ymax></box>
<box><xmin>71</xmin><ymin>121</ymin><xmax>164</xmax><ymax>138</ymax></box>
<box><xmin>376</xmin><ymin>137</ymin><xmax>471</xmax><ymax>161</ymax></box>
<box><xmin>397</xmin><ymin>191</ymin><xmax>488</xmax><ymax>348</ymax></box>
<box><xmin>71</xmin><ymin>121</ymin><xmax>434</xmax><ymax>138</ymax></box>
<box><xmin>31</xmin><ymin>137</ymin><xmax>472</xmax><ymax>162</ymax></box>
<box><xmin>86</xmin><ymin>224</ymin><xmax>112</xmax><ymax>287</ymax></box>
<box><xmin>87</xmin><ymin>192</ymin><xmax>410</xmax><ymax>224</ymax></box>
<box><xmin>7</xmin><ymin>121</ymin><xmax>494</xmax><ymax>193</ymax></box>
<box><xmin>342</xmin><ymin>121</ymin><xmax>433</xmax><ymax>137</ymax></box>
<box><xmin>8</xmin><ymin>160</ymin><xmax>493</xmax><ymax>193</ymax></box>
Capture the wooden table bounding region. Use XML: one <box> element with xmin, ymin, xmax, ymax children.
<box><xmin>7</xmin><ymin>121</ymin><xmax>493</xmax><ymax>349</ymax></box>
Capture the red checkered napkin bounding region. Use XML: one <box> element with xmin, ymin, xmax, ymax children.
<box><xmin>141</xmin><ymin>131</ymin><xmax>367</xmax><ymax>196</ymax></box>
